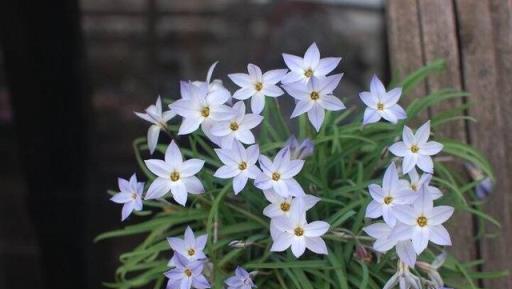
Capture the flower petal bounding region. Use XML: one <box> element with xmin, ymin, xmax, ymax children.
<box><xmin>228</xmin><ymin>73</ymin><xmax>251</xmax><ymax>88</ymax></box>
<box><xmin>145</xmin><ymin>178</ymin><xmax>172</xmax><ymax>200</ymax></box>
<box><xmin>307</xmin><ymin>104</ymin><xmax>325</xmax><ymax>132</ymax></box>
<box><xmin>145</xmin><ymin>159</ymin><xmax>171</xmax><ymax>178</ymax></box>
<box><xmin>282</xmin><ymin>53</ymin><xmax>304</xmax><ymax>72</ymax></box>
<box><xmin>415</xmin><ymin>121</ymin><xmax>431</xmax><ymax>145</ymax></box>
<box><xmin>182</xmin><ymin>176</ymin><xmax>204</xmax><ymax>195</ymax></box>
<box><xmin>429</xmin><ymin>225</ymin><xmax>452</xmax><ymax>246</ymax></box>
<box><xmin>165</xmin><ymin>140</ymin><xmax>183</xmax><ymax>165</ymax></box>
<box><xmin>363</xmin><ymin>108</ymin><xmax>381</xmax><ymax>124</ymax></box>
<box><xmin>262</xmin><ymin>69</ymin><xmax>288</xmax><ymax>84</ymax></box>
<box><xmin>318</xmin><ymin>94</ymin><xmax>345</xmax><ymax>111</ymax></box>
<box><xmin>315</xmin><ymin>57</ymin><xmax>341</xmax><ymax>76</ymax></box>
<box><xmin>416</xmin><ymin>155</ymin><xmax>433</xmax><ymax>174</ymax></box>
<box><xmin>305</xmin><ymin>236</ymin><xmax>328</xmax><ymax>255</ymax></box>
<box><xmin>304</xmin><ymin>42</ymin><xmax>320</xmax><ymax>69</ymax></box>
<box><xmin>303</xmin><ymin>221</ymin><xmax>329</xmax><ymax>237</ymax></box>
<box><xmin>232</xmin><ymin>174</ymin><xmax>248</xmax><ymax>194</ymax></box>
<box><xmin>412</xmin><ymin>228</ymin><xmax>429</xmax><ymax>254</ymax></box>
<box><xmin>181</xmin><ymin>159</ymin><xmax>205</xmax><ymax>177</ymax></box>
<box><xmin>365</xmin><ymin>200</ymin><xmax>383</xmax><ymax>218</ymax></box>
<box><xmin>428</xmin><ymin>206</ymin><xmax>454</xmax><ymax>225</ymax></box>
<box><xmin>389</xmin><ymin>142</ymin><xmax>407</xmax><ymax>157</ymax></box>
<box><xmin>420</xmin><ymin>141</ymin><xmax>443</xmax><ymax>155</ymax></box>
<box><xmin>291</xmin><ymin>100</ymin><xmax>314</xmax><ymax>118</ymax></box>
<box><xmin>291</xmin><ymin>238</ymin><xmax>306</xmax><ymax>257</ymax></box>
<box><xmin>270</xmin><ymin>232</ymin><xmax>293</xmax><ymax>252</ymax></box>
<box><xmin>232</xmin><ymin>87</ymin><xmax>255</xmax><ymax>100</ymax></box>
<box><xmin>250</xmin><ymin>93</ymin><xmax>265</xmax><ymax>115</ymax></box>
<box><xmin>147</xmin><ymin>125</ymin><xmax>161</xmax><ymax>154</ymax></box>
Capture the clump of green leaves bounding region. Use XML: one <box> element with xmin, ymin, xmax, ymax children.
<box><xmin>97</xmin><ymin>60</ymin><xmax>504</xmax><ymax>289</ymax></box>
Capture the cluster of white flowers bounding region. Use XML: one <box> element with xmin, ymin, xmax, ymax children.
<box><xmin>363</xmin><ymin>120</ymin><xmax>453</xmax><ymax>287</ymax></box>
<box><xmin>109</xmin><ymin>43</ymin><xmax>454</xmax><ymax>289</ymax></box>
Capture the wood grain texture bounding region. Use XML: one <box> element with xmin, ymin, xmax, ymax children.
<box><xmin>455</xmin><ymin>0</ymin><xmax>512</xmax><ymax>287</ymax></box>
<box><xmin>386</xmin><ymin>0</ymin><xmax>427</xmax><ymax>110</ymax></box>
<box><xmin>417</xmin><ymin>0</ymin><xmax>476</xmax><ymax>263</ymax></box>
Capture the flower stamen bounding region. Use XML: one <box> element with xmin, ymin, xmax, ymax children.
<box><xmin>201</xmin><ymin>106</ymin><xmax>210</xmax><ymax>117</ymax></box>
<box><xmin>170</xmin><ymin>171</ymin><xmax>180</xmax><ymax>182</ymax></box>
<box><xmin>230</xmin><ymin>122</ymin><xmax>239</xmax><ymax>131</ymax></box>
<box><xmin>255</xmin><ymin>82</ymin><xmax>263</xmax><ymax>91</ymax></box>
<box><xmin>310</xmin><ymin>91</ymin><xmax>320</xmax><ymax>100</ymax></box>
<box><xmin>280</xmin><ymin>202</ymin><xmax>291</xmax><ymax>212</ymax></box>
<box><xmin>417</xmin><ymin>216</ymin><xmax>428</xmax><ymax>227</ymax></box>
<box><xmin>187</xmin><ymin>248</ymin><xmax>195</xmax><ymax>256</ymax></box>
<box><xmin>238</xmin><ymin>161</ymin><xmax>247</xmax><ymax>170</ymax></box>
<box><xmin>384</xmin><ymin>196</ymin><xmax>393</xmax><ymax>205</ymax></box>
<box><xmin>410</xmin><ymin>145</ymin><xmax>420</xmax><ymax>153</ymax></box>
<box><xmin>272</xmin><ymin>172</ymin><xmax>281</xmax><ymax>181</ymax></box>
<box><xmin>184</xmin><ymin>268</ymin><xmax>192</xmax><ymax>277</ymax></box>
<box><xmin>304</xmin><ymin>68</ymin><xmax>313</xmax><ymax>78</ymax></box>
<box><xmin>377</xmin><ymin>102</ymin><xmax>384</xmax><ymax>111</ymax></box>
<box><xmin>294</xmin><ymin>227</ymin><xmax>304</xmax><ymax>236</ymax></box>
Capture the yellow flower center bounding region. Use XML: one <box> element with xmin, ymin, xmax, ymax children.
<box><xmin>384</xmin><ymin>196</ymin><xmax>393</xmax><ymax>205</ymax></box>
<box><xmin>170</xmin><ymin>171</ymin><xmax>180</xmax><ymax>182</ymax></box>
<box><xmin>201</xmin><ymin>106</ymin><xmax>210</xmax><ymax>117</ymax></box>
<box><xmin>187</xmin><ymin>248</ymin><xmax>195</xmax><ymax>256</ymax></box>
<box><xmin>410</xmin><ymin>145</ymin><xmax>420</xmax><ymax>153</ymax></box>
<box><xmin>411</xmin><ymin>184</ymin><xmax>417</xmax><ymax>191</ymax></box>
<box><xmin>238</xmin><ymin>161</ymin><xmax>247</xmax><ymax>170</ymax></box>
<box><xmin>294</xmin><ymin>227</ymin><xmax>304</xmax><ymax>236</ymax></box>
<box><xmin>377</xmin><ymin>102</ymin><xmax>384</xmax><ymax>111</ymax></box>
<box><xmin>255</xmin><ymin>82</ymin><xmax>263</xmax><ymax>91</ymax></box>
<box><xmin>184</xmin><ymin>268</ymin><xmax>192</xmax><ymax>277</ymax></box>
<box><xmin>304</xmin><ymin>68</ymin><xmax>313</xmax><ymax>78</ymax></box>
<box><xmin>310</xmin><ymin>91</ymin><xmax>320</xmax><ymax>100</ymax></box>
<box><xmin>131</xmin><ymin>193</ymin><xmax>137</xmax><ymax>200</ymax></box>
<box><xmin>230</xmin><ymin>122</ymin><xmax>239</xmax><ymax>131</ymax></box>
<box><xmin>272</xmin><ymin>172</ymin><xmax>281</xmax><ymax>181</ymax></box>
<box><xmin>417</xmin><ymin>216</ymin><xmax>428</xmax><ymax>227</ymax></box>
<box><xmin>280</xmin><ymin>202</ymin><xmax>291</xmax><ymax>212</ymax></box>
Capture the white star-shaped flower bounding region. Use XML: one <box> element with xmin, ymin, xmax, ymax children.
<box><xmin>164</xmin><ymin>254</ymin><xmax>210</xmax><ymax>289</ymax></box>
<box><xmin>365</xmin><ymin>162</ymin><xmax>417</xmax><ymax>226</ymax></box>
<box><xmin>283</xmin><ymin>75</ymin><xmax>346</xmax><ymax>132</ymax></box>
<box><xmin>167</xmin><ymin>226</ymin><xmax>207</xmax><ymax>262</ymax></box>
<box><xmin>281</xmin><ymin>42</ymin><xmax>341</xmax><ymax>84</ymax></box>
<box><xmin>170</xmin><ymin>82</ymin><xmax>232</xmax><ymax>136</ymax></box>
<box><xmin>213</xmin><ymin>141</ymin><xmax>261</xmax><ymax>194</ymax></box>
<box><xmin>400</xmin><ymin>168</ymin><xmax>443</xmax><ymax>200</ymax></box>
<box><xmin>224</xmin><ymin>267</ymin><xmax>256</xmax><ymax>289</ymax></box>
<box><xmin>262</xmin><ymin>190</ymin><xmax>320</xmax><ymax>218</ymax></box>
<box><xmin>389</xmin><ymin>121</ymin><xmax>444</xmax><ymax>174</ymax></box>
<box><xmin>229</xmin><ymin>63</ymin><xmax>288</xmax><ymax>114</ymax></box>
<box><xmin>363</xmin><ymin>222</ymin><xmax>417</xmax><ymax>267</ymax></box>
<box><xmin>392</xmin><ymin>187</ymin><xmax>454</xmax><ymax>254</ymax></box>
<box><xmin>270</xmin><ymin>198</ymin><xmax>329</xmax><ymax>257</ymax></box>
<box><xmin>254</xmin><ymin>147</ymin><xmax>305</xmax><ymax>198</ymax></box>
<box><xmin>359</xmin><ymin>75</ymin><xmax>406</xmax><ymax>124</ymax></box>
<box><xmin>210</xmin><ymin>101</ymin><xmax>263</xmax><ymax>148</ymax></box>
<box><xmin>144</xmin><ymin>140</ymin><xmax>205</xmax><ymax>206</ymax></box>
<box><xmin>135</xmin><ymin>96</ymin><xmax>175</xmax><ymax>154</ymax></box>
<box><xmin>110</xmin><ymin>174</ymin><xmax>144</xmax><ymax>221</ymax></box>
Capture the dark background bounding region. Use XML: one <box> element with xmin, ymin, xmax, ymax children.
<box><xmin>0</xmin><ymin>0</ymin><xmax>387</xmax><ymax>288</ymax></box>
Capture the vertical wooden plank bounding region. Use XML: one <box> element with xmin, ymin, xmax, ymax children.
<box><xmin>455</xmin><ymin>0</ymin><xmax>512</xmax><ymax>287</ymax></box>
<box><xmin>417</xmin><ymin>0</ymin><xmax>476</xmax><ymax>262</ymax></box>
<box><xmin>386</xmin><ymin>0</ymin><xmax>427</xmax><ymax>110</ymax></box>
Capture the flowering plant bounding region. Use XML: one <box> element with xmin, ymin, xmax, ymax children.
<box><xmin>98</xmin><ymin>43</ymin><xmax>499</xmax><ymax>289</ymax></box>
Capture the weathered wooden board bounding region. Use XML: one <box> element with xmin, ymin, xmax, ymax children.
<box><xmin>417</xmin><ymin>0</ymin><xmax>476</xmax><ymax>263</ymax></box>
<box><xmin>387</xmin><ymin>0</ymin><xmax>512</xmax><ymax>287</ymax></box>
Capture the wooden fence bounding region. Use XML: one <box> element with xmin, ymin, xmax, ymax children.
<box><xmin>386</xmin><ymin>0</ymin><xmax>511</xmax><ymax>288</ymax></box>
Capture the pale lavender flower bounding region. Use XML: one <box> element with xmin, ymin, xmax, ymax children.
<box><xmin>271</xmin><ymin>198</ymin><xmax>329</xmax><ymax>257</ymax></box>
<box><xmin>359</xmin><ymin>75</ymin><xmax>406</xmax><ymax>125</ymax></box>
<box><xmin>144</xmin><ymin>140</ymin><xmax>205</xmax><ymax>205</ymax></box>
<box><xmin>213</xmin><ymin>141</ymin><xmax>261</xmax><ymax>194</ymax></box>
<box><xmin>363</xmin><ymin>222</ymin><xmax>417</xmax><ymax>266</ymax></box>
<box><xmin>365</xmin><ymin>162</ymin><xmax>417</xmax><ymax>226</ymax></box>
<box><xmin>281</xmin><ymin>42</ymin><xmax>341</xmax><ymax>84</ymax></box>
<box><xmin>465</xmin><ymin>162</ymin><xmax>494</xmax><ymax>199</ymax></box>
<box><xmin>210</xmin><ymin>101</ymin><xmax>263</xmax><ymax>148</ymax></box>
<box><xmin>167</xmin><ymin>226</ymin><xmax>207</xmax><ymax>262</ymax></box>
<box><xmin>254</xmin><ymin>147</ymin><xmax>305</xmax><ymax>198</ymax></box>
<box><xmin>170</xmin><ymin>82</ymin><xmax>232</xmax><ymax>136</ymax></box>
<box><xmin>224</xmin><ymin>267</ymin><xmax>256</xmax><ymax>289</ymax></box>
<box><xmin>110</xmin><ymin>174</ymin><xmax>144</xmax><ymax>221</ymax></box>
<box><xmin>283</xmin><ymin>75</ymin><xmax>346</xmax><ymax>132</ymax></box>
<box><xmin>392</xmin><ymin>186</ymin><xmax>454</xmax><ymax>254</ymax></box>
<box><xmin>165</xmin><ymin>254</ymin><xmax>210</xmax><ymax>289</ymax></box>
<box><xmin>283</xmin><ymin>135</ymin><xmax>314</xmax><ymax>160</ymax></box>
<box><xmin>389</xmin><ymin>121</ymin><xmax>443</xmax><ymax>174</ymax></box>
<box><xmin>135</xmin><ymin>96</ymin><xmax>175</xmax><ymax>154</ymax></box>
<box><xmin>263</xmin><ymin>189</ymin><xmax>319</xmax><ymax>218</ymax></box>
<box><xmin>399</xmin><ymin>168</ymin><xmax>442</xmax><ymax>200</ymax></box>
<box><xmin>229</xmin><ymin>63</ymin><xmax>288</xmax><ymax>114</ymax></box>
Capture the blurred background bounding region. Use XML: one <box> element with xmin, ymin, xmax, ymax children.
<box><xmin>0</xmin><ymin>0</ymin><xmax>387</xmax><ymax>289</ymax></box>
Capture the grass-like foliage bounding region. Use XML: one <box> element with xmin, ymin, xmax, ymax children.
<box><xmin>97</xmin><ymin>60</ymin><xmax>504</xmax><ymax>289</ymax></box>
